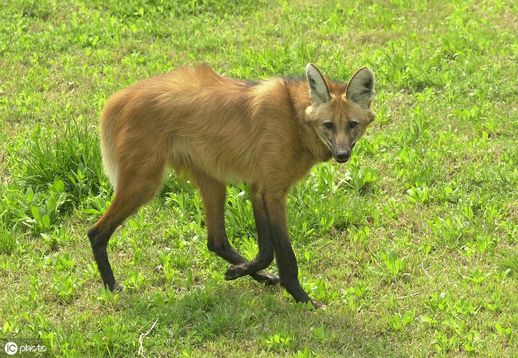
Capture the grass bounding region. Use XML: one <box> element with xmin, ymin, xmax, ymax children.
<box><xmin>1</xmin><ymin>0</ymin><xmax>517</xmax><ymax>356</ymax></box>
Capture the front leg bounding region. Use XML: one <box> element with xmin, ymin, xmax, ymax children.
<box><xmin>263</xmin><ymin>192</ymin><xmax>319</xmax><ymax>306</ymax></box>
<box><xmin>192</xmin><ymin>170</ymin><xmax>278</xmax><ymax>285</ymax></box>
<box><xmin>225</xmin><ymin>185</ymin><xmax>276</xmax><ymax>281</ymax></box>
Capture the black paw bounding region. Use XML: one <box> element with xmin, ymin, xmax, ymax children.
<box><xmin>224</xmin><ymin>263</ymin><xmax>248</xmax><ymax>280</ymax></box>
<box><xmin>225</xmin><ymin>264</ymin><xmax>279</xmax><ymax>285</ymax></box>
<box><xmin>106</xmin><ymin>282</ymin><xmax>124</xmax><ymax>292</ymax></box>
<box><xmin>250</xmin><ymin>271</ymin><xmax>280</xmax><ymax>285</ymax></box>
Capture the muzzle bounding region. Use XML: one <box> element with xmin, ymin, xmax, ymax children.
<box><xmin>334</xmin><ymin>149</ymin><xmax>350</xmax><ymax>163</ymax></box>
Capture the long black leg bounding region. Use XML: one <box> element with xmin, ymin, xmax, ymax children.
<box><xmin>193</xmin><ymin>172</ymin><xmax>278</xmax><ymax>285</ymax></box>
<box><xmin>225</xmin><ymin>185</ymin><xmax>275</xmax><ymax>280</ymax></box>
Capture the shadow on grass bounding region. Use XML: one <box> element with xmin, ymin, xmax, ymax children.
<box><xmin>117</xmin><ymin>281</ymin><xmax>398</xmax><ymax>356</ymax></box>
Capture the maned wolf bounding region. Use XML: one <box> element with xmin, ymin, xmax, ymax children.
<box><xmin>88</xmin><ymin>63</ymin><xmax>375</xmax><ymax>306</ymax></box>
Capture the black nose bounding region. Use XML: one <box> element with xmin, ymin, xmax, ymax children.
<box><xmin>335</xmin><ymin>150</ymin><xmax>350</xmax><ymax>163</ymax></box>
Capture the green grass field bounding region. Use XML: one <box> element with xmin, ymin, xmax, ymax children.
<box><xmin>1</xmin><ymin>0</ymin><xmax>517</xmax><ymax>356</ymax></box>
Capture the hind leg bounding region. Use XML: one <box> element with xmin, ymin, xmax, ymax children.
<box><xmin>191</xmin><ymin>170</ymin><xmax>278</xmax><ymax>285</ymax></box>
<box><xmin>88</xmin><ymin>162</ymin><xmax>164</xmax><ymax>291</ymax></box>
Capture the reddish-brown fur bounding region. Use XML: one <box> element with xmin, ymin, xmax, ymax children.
<box><xmin>88</xmin><ymin>64</ymin><xmax>375</xmax><ymax>306</ymax></box>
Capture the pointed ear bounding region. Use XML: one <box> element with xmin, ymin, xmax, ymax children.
<box><xmin>306</xmin><ymin>63</ymin><xmax>331</xmax><ymax>105</ymax></box>
<box><xmin>346</xmin><ymin>67</ymin><xmax>375</xmax><ymax>109</ymax></box>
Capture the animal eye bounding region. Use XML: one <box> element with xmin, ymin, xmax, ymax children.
<box><xmin>349</xmin><ymin>121</ymin><xmax>358</xmax><ymax>129</ymax></box>
<box><xmin>324</xmin><ymin>122</ymin><xmax>335</xmax><ymax>130</ymax></box>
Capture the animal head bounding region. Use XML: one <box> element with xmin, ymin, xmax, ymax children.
<box><xmin>304</xmin><ymin>64</ymin><xmax>375</xmax><ymax>163</ymax></box>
